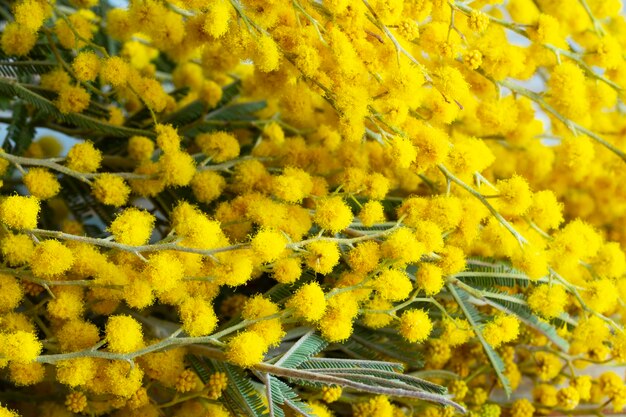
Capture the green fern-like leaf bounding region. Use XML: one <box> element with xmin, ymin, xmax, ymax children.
<box><xmin>187</xmin><ymin>354</ymin><xmax>212</xmax><ymax>384</ymax></box>
<box><xmin>0</xmin><ymin>77</ymin><xmax>154</xmax><ymax>138</ymax></box>
<box><xmin>458</xmin><ymin>257</ymin><xmax>532</xmax><ymax>288</ymax></box>
<box><xmin>207</xmin><ymin>358</ymin><xmax>269</xmax><ymax>417</ymax></box>
<box><xmin>275</xmin><ymin>330</ymin><xmax>328</xmax><ymax>369</ymax></box>
<box><xmin>266</xmin><ymin>375</ymin><xmax>315</xmax><ymax>417</ymax></box>
<box><xmin>299</xmin><ymin>357</ymin><xmax>403</xmax><ymax>373</ymax></box>
<box><xmin>296</xmin><ymin>364</ymin><xmax>445</xmax><ymax>395</ymax></box>
<box><xmin>266</xmin><ymin>375</ymin><xmax>286</xmax><ymax>417</ymax></box>
<box><xmin>0</xmin><ymin>60</ymin><xmax>57</xmax><ymax>78</ymax></box>
<box><xmin>448</xmin><ymin>285</ymin><xmax>512</xmax><ymax>396</ymax></box>
<box><xmin>344</xmin><ymin>325</ymin><xmax>424</xmax><ymax>368</ymax></box>
<box><xmin>3</xmin><ymin>102</ymin><xmax>35</xmax><ymax>155</ymax></box>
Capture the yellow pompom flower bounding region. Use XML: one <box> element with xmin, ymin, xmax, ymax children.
<box><xmin>251</xmin><ymin>228</ymin><xmax>288</xmax><ymax>263</ymax></box>
<box><xmin>0</xmin><ymin>331</ymin><xmax>42</xmax><ymax>363</ymax></box>
<box><xmin>534</xmin><ymin>351</ymin><xmax>562</xmax><ymax>381</ymax></box>
<box><xmin>212</xmin><ymin>251</ymin><xmax>254</xmax><ymax>287</ymax></box>
<box><xmin>155</xmin><ymin>124</ymin><xmax>181</xmax><ymax>154</ymax></box>
<box><xmin>13</xmin><ymin>0</ymin><xmax>46</xmax><ymax>32</ymax></box>
<box><xmin>372</xmin><ymin>268</ymin><xmax>412</xmax><ymax>302</ymax></box>
<box><xmin>263</xmin><ymin>122</ymin><xmax>285</xmax><ymax>144</ymax></box>
<box><xmin>66</xmin><ymin>142</ymin><xmax>102</xmax><ymax>173</ymax></box>
<box><xmin>286</xmin><ymin>282</ymin><xmax>327</xmax><ymax>322</ymax></box>
<box><xmin>196</xmin><ymin>131</ymin><xmax>240</xmax><ymax>163</ymax></box>
<box><xmin>592</xmin><ymin>242</ymin><xmax>626</xmax><ymax>279</ymax></box>
<box><xmin>399</xmin><ymin>309</ymin><xmax>433</xmax><ymax>343</ymax></box>
<box><xmin>359</xmin><ymin>201</ymin><xmax>385</xmax><ymax>227</ymax></box>
<box><xmin>145</xmin><ymin>252</ymin><xmax>184</xmax><ymax>294</ymax></box>
<box><xmin>389</xmin><ymin>136</ymin><xmax>417</xmax><ymax>169</ymax></box>
<box><xmin>0</xmin><ymin>274</ymin><xmax>23</xmax><ymax>313</ymax></box>
<box><xmin>159</xmin><ymin>151</ymin><xmax>197</xmax><ymax>187</ymax></box>
<box><xmin>318</xmin><ymin>292</ymin><xmax>360</xmax><ymax>342</ymax></box>
<box><xmin>272</xmin><ymin>167</ymin><xmax>313</xmax><ymax>203</ymax></box>
<box><xmin>272</xmin><ymin>257</ymin><xmax>302</xmax><ymax>284</ymax></box>
<box><xmin>314</xmin><ymin>196</ymin><xmax>353</xmax><ymax>234</ymax></box>
<box><xmin>72</xmin><ymin>51</ymin><xmax>101</xmax><ymax>82</ymax></box>
<box><xmin>361</xmin><ymin>297</ymin><xmax>394</xmax><ymax>329</ymax></box>
<box><xmin>253</xmin><ymin>35</ymin><xmax>280</xmax><ymax>72</ymax></box>
<box><xmin>171</xmin><ymin>201</ymin><xmax>225</xmax><ymax>249</ymax></box>
<box><xmin>1</xmin><ymin>22</ymin><xmax>38</xmax><ymax>56</ymax></box>
<box><xmin>178</xmin><ymin>297</ymin><xmax>218</xmax><ymax>337</ymax></box>
<box><xmin>242</xmin><ymin>295</ymin><xmax>279</xmax><ymax>320</ymax></box>
<box><xmin>571</xmin><ymin>375</ymin><xmax>592</xmax><ymax>401</ymax></box>
<box><xmin>56</xmin><ymin>357</ymin><xmax>96</xmax><ymax>388</ymax></box>
<box><xmin>40</xmin><ymin>68</ymin><xmax>71</xmax><ymax>91</ymax></box>
<box><xmin>527</xmin><ymin>284</ymin><xmax>567</xmax><ymax>319</ymax></box>
<box><xmin>510</xmin><ymin>398</ymin><xmax>535</xmax><ymax>417</ymax></box>
<box><xmin>242</xmin><ymin>295</ymin><xmax>284</xmax><ymax>347</ymax></box>
<box><xmin>199</xmin><ymin>80</ymin><xmax>223</xmax><ymax>107</ymax></box>
<box><xmin>0</xmin><ymin>404</ymin><xmax>20</xmax><ymax>417</ymax></box>
<box><xmin>416</xmin><ymin>263</ymin><xmax>444</xmax><ymax>296</ymax></box>
<box><xmin>381</xmin><ymin>227</ymin><xmax>425</xmax><ymax>265</ymax></box>
<box><xmin>23</xmin><ymin>168</ymin><xmax>61</xmax><ymax>200</ymax></box>
<box><xmin>495</xmin><ymin>175</ymin><xmax>533</xmax><ymax>217</ymax></box>
<box><xmin>92</xmin><ymin>174</ymin><xmax>131</xmax><ymax>206</ymax></box>
<box><xmin>105</xmin><ymin>8</ymin><xmax>132</xmax><ymax>40</ymax></box>
<box><xmin>1</xmin><ymin>234</ymin><xmax>35</xmax><ymax>266</ymax></box>
<box><xmin>100</xmin><ymin>56</ymin><xmax>130</xmax><ymax>87</ymax></box>
<box><xmin>10</xmin><ymin>362</ymin><xmax>46</xmax><ymax>386</ymax></box>
<box><xmin>124</xmin><ymin>278</ymin><xmax>154</xmax><ymax>310</ymax></box>
<box><xmin>191</xmin><ymin>170</ymin><xmax>226</xmax><ymax>203</ymax></box>
<box><xmin>225</xmin><ymin>331</ymin><xmax>268</xmax><ymax>368</ymax></box>
<box><xmin>482</xmin><ymin>314</ymin><xmax>520</xmax><ymax>348</ymax></box>
<box><xmin>347</xmin><ymin>241</ymin><xmax>380</xmax><ymax>273</ymax></box>
<box><xmin>511</xmin><ymin>246</ymin><xmax>549</xmax><ymax>280</ymax></box>
<box><xmin>105</xmin><ymin>315</ymin><xmax>143</xmax><ymax>353</ymax></box>
<box><xmin>0</xmin><ymin>195</ymin><xmax>40</xmax><ymax>229</ymax></box>
<box><xmin>128</xmin><ymin>136</ymin><xmax>155</xmax><ymax>162</ymax></box>
<box><xmin>441</xmin><ymin>317</ymin><xmax>474</xmax><ymax>346</ymax></box>
<box><xmin>56</xmin><ymin>320</ymin><xmax>100</xmax><ymax>352</ymax></box>
<box><xmin>414</xmin><ymin>221</ymin><xmax>444</xmax><ymax>253</ymax></box>
<box><xmin>103</xmin><ymin>359</ymin><xmax>144</xmax><ymax>397</ymax></box>
<box><xmin>557</xmin><ymin>386</ymin><xmax>580</xmax><ymax>411</ymax></box>
<box><xmin>46</xmin><ymin>287</ymin><xmax>84</xmax><ymax>320</ymax></box>
<box><xmin>30</xmin><ymin>240</ymin><xmax>74</xmax><ymax>278</ymax></box>
<box><xmin>109</xmin><ymin>208</ymin><xmax>155</xmax><ymax>246</ymax></box>
<box><xmin>55</xmin><ymin>84</ymin><xmax>91</xmax><ymax>114</ymax></box>
<box><xmin>305</xmin><ymin>241</ymin><xmax>340</xmax><ymax>274</ymax></box>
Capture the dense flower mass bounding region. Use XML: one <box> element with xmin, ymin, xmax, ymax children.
<box><xmin>2</xmin><ymin>0</ymin><xmax>626</xmax><ymax>416</ymax></box>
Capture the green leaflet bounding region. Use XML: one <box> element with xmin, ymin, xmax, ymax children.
<box><xmin>448</xmin><ymin>284</ymin><xmax>512</xmax><ymax>397</ymax></box>
<box><xmin>187</xmin><ymin>354</ymin><xmax>212</xmax><ymax>384</ymax></box>
<box><xmin>458</xmin><ymin>257</ymin><xmax>532</xmax><ymax>289</ymax></box>
<box><xmin>0</xmin><ymin>61</ymin><xmax>57</xmax><ymax>78</ymax></box>
<box><xmin>275</xmin><ymin>330</ymin><xmax>328</xmax><ymax>369</ymax></box>
<box><xmin>0</xmin><ymin>77</ymin><xmax>154</xmax><ymax>138</ymax></box>
<box><xmin>3</xmin><ymin>102</ymin><xmax>35</xmax><ymax>155</ymax></box>
<box><xmin>295</xmin><ymin>365</ymin><xmax>445</xmax><ymax>395</ymax></box>
<box><xmin>196</xmin><ymin>357</ymin><xmax>269</xmax><ymax>417</ymax></box>
<box><xmin>266</xmin><ymin>375</ymin><xmax>314</xmax><ymax>417</ymax></box>
<box><xmin>344</xmin><ymin>325</ymin><xmax>424</xmax><ymax>368</ymax></box>
<box><xmin>300</xmin><ymin>357</ymin><xmax>403</xmax><ymax>373</ymax></box>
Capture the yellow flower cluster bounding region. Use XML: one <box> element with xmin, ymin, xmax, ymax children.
<box><xmin>2</xmin><ymin>0</ymin><xmax>626</xmax><ymax>416</ymax></box>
